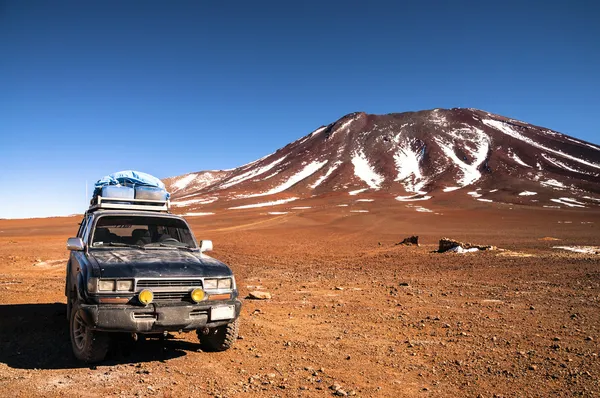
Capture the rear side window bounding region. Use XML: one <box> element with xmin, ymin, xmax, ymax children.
<box><xmin>76</xmin><ymin>217</ymin><xmax>88</xmax><ymax>238</ymax></box>
<box><xmin>82</xmin><ymin>215</ymin><xmax>93</xmax><ymax>244</ymax></box>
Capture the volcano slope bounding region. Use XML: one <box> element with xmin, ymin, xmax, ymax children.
<box><xmin>0</xmin><ymin>201</ymin><xmax>599</xmax><ymax>397</ymax></box>
<box><xmin>164</xmin><ymin>108</ymin><xmax>600</xmax><ymax>215</ymax></box>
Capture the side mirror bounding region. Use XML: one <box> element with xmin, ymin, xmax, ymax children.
<box><xmin>199</xmin><ymin>240</ymin><xmax>213</xmax><ymax>253</ymax></box>
<box><xmin>67</xmin><ymin>237</ymin><xmax>85</xmax><ymax>251</ymax></box>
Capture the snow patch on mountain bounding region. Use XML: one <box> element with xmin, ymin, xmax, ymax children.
<box><xmin>559</xmin><ymin>197</ymin><xmax>586</xmax><ymax>205</ymax></box>
<box><xmin>168</xmin><ymin>171</ymin><xmax>229</xmax><ymax>195</ymax></box>
<box><xmin>172</xmin><ymin>174</ymin><xmax>198</xmax><ymax>191</ymax></box>
<box><xmin>220</xmin><ymin>155</ymin><xmax>288</xmax><ymax>189</ymax></box>
<box><xmin>351</xmin><ymin>150</ymin><xmax>384</xmax><ymax>189</ymax></box>
<box><xmin>507</xmin><ymin>150</ymin><xmax>531</xmax><ymax>168</ymax></box>
<box><xmin>541</xmin><ymin>154</ymin><xmax>592</xmax><ymax>175</ymax></box>
<box><xmin>171</xmin><ymin>197</ymin><xmax>218</xmax><ymax>207</ymax></box>
<box><xmin>395</xmin><ymin>195</ymin><xmax>432</xmax><ymax>202</ymax></box>
<box><xmin>434</xmin><ymin>127</ymin><xmax>489</xmax><ymax>188</ymax></box>
<box><xmin>311</xmin><ymin>161</ymin><xmax>342</xmax><ymax>189</ymax></box>
<box><xmin>247</xmin><ymin>160</ymin><xmax>328</xmax><ymax>197</ymax></box>
<box><xmin>262</xmin><ymin>170</ymin><xmax>281</xmax><ymax>180</ymax></box>
<box><xmin>443</xmin><ymin>187</ymin><xmax>461</xmax><ymax>192</ymax></box>
<box><xmin>482</xmin><ymin>119</ymin><xmax>600</xmax><ymax>170</ymax></box>
<box><xmin>415</xmin><ymin>206</ymin><xmax>433</xmax><ymax>212</ymax></box>
<box><xmin>310</xmin><ymin>126</ymin><xmax>327</xmax><ymax>137</ymax></box>
<box><xmin>563</xmin><ymin>136</ymin><xmax>600</xmax><ymax>152</ymax></box>
<box><xmin>394</xmin><ymin>142</ymin><xmax>427</xmax><ymax>194</ymax></box>
<box><xmin>550</xmin><ymin>198</ymin><xmax>585</xmax><ymax>208</ymax></box>
<box><xmin>348</xmin><ymin>188</ymin><xmax>368</xmax><ymax>196</ymax></box>
<box><xmin>540</xmin><ymin>179</ymin><xmax>566</xmax><ymax>189</ymax></box>
<box><xmin>295</xmin><ymin>126</ymin><xmax>328</xmax><ymax>146</ymax></box>
<box><xmin>330</xmin><ymin>116</ymin><xmax>359</xmax><ymax>140</ymax></box>
<box><xmin>229</xmin><ymin>197</ymin><xmax>299</xmax><ymax>209</ymax></box>
<box><xmin>429</xmin><ymin>109</ymin><xmax>449</xmax><ymax>127</ymax></box>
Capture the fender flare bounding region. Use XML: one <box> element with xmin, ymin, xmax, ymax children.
<box><xmin>65</xmin><ymin>260</ymin><xmax>71</xmax><ymax>297</ymax></box>
<box><xmin>76</xmin><ymin>273</ymin><xmax>86</xmax><ymax>302</ymax></box>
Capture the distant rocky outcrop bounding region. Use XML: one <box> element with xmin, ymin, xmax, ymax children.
<box><xmin>397</xmin><ymin>236</ymin><xmax>420</xmax><ymax>246</ymax></box>
<box><xmin>439</xmin><ymin>238</ymin><xmax>497</xmax><ymax>253</ymax></box>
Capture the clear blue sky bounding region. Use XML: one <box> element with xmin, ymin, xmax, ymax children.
<box><xmin>1</xmin><ymin>1</ymin><xmax>599</xmax><ymax>218</ymax></box>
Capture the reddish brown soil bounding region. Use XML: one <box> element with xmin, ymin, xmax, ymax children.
<box><xmin>1</xmin><ymin>202</ymin><xmax>599</xmax><ymax>397</ymax></box>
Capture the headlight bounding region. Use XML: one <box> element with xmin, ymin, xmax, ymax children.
<box><xmin>87</xmin><ymin>277</ymin><xmax>98</xmax><ymax>293</ymax></box>
<box><xmin>139</xmin><ymin>289</ymin><xmax>154</xmax><ymax>305</ymax></box>
<box><xmin>204</xmin><ymin>279</ymin><xmax>218</xmax><ymax>289</ymax></box>
<box><xmin>190</xmin><ymin>288</ymin><xmax>206</xmax><ymax>303</ymax></box>
<box><xmin>218</xmin><ymin>278</ymin><xmax>232</xmax><ymax>289</ymax></box>
<box><xmin>116</xmin><ymin>280</ymin><xmax>134</xmax><ymax>291</ymax></box>
<box><xmin>98</xmin><ymin>279</ymin><xmax>116</xmax><ymax>291</ymax></box>
<box><xmin>204</xmin><ymin>278</ymin><xmax>233</xmax><ymax>290</ymax></box>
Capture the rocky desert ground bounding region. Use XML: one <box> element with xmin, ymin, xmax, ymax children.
<box><xmin>1</xmin><ymin>199</ymin><xmax>599</xmax><ymax>397</ymax></box>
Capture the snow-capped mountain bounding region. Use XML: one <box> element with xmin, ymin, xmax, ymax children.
<box><xmin>164</xmin><ymin>108</ymin><xmax>600</xmax><ymax>210</ymax></box>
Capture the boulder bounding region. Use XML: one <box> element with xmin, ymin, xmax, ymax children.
<box><xmin>438</xmin><ymin>237</ymin><xmax>496</xmax><ymax>253</ymax></box>
<box><xmin>397</xmin><ymin>236</ymin><xmax>419</xmax><ymax>246</ymax></box>
<box><xmin>247</xmin><ymin>291</ymin><xmax>272</xmax><ymax>300</ymax></box>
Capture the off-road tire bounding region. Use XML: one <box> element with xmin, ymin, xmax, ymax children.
<box><xmin>69</xmin><ymin>301</ymin><xmax>110</xmax><ymax>363</ymax></box>
<box><xmin>198</xmin><ymin>318</ymin><xmax>239</xmax><ymax>352</ymax></box>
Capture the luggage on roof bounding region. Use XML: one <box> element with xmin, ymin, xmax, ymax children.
<box><xmin>93</xmin><ymin>170</ymin><xmax>168</xmax><ymax>197</ymax></box>
<box><xmin>90</xmin><ymin>170</ymin><xmax>170</xmax><ymax>212</ymax></box>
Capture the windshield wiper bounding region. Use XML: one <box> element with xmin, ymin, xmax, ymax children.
<box><xmin>94</xmin><ymin>242</ymin><xmax>146</xmax><ymax>250</ymax></box>
<box><xmin>145</xmin><ymin>242</ymin><xmax>195</xmax><ymax>251</ymax></box>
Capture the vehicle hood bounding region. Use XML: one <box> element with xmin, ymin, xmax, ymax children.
<box><xmin>90</xmin><ymin>249</ymin><xmax>232</xmax><ymax>278</ymax></box>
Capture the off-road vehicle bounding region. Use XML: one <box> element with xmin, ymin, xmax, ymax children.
<box><xmin>65</xmin><ymin>195</ymin><xmax>241</xmax><ymax>363</ymax></box>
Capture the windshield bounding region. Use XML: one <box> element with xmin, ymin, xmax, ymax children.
<box><xmin>91</xmin><ymin>215</ymin><xmax>196</xmax><ymax>249</ymax></box>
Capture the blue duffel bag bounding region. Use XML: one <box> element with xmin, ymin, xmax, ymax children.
<box><xmin>93</xmin><ymin>170</ymin><xmax>170</xmax><ymax>200</ymax></box>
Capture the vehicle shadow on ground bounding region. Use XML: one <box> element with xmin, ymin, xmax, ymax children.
<box><xmin>0</xmin><ymin>303</ymin><xmax>201</xmax><ymax>370</ymax></box>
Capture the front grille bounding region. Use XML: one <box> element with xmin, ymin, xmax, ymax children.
<box><xmin>137</xmin><ymin>279</ymin><xmax>203</xmax><ymax>289</ymax></box>
<box><xmin>152</xmin><ymin>291</ymin><xmax>189</xmax><ymax>301</ymax></box>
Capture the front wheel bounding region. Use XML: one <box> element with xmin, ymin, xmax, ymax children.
<box><xmin>197</xmin><ymin>318</ymin><xmax>239</xmax><ymax>352</ymax></box>
<box><xmin>69</xmin><ymin>301</ymin><xmax>109</xmax><ymax>363</ymax></box>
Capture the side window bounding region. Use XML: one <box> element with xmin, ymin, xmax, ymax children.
<box><xmin>81</xmin><ymin>215</ymin><xmax>93</xmax><ymax>244</ymax></box>
<box><xmin>77</xmin><ymin>217</ymin><xmax>88</xmax><ymax>238</ymax></box>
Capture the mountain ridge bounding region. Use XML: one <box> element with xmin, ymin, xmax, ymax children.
<box><xmin>163</xmin><ymin>108</ymin><xmax>600</xmax><ymax>211</ymax></box>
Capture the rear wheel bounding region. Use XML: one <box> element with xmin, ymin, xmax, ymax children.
<box><xmin>69</xmin><ymin>301</ymin><xmax>109</xmax><ymax>363</ymax></box>
<box><xmin>197</xmin><ymin>318</ymin><xmax>239</xmax><ymax>352</ymax></box>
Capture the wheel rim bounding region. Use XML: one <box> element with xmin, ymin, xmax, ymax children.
<box><xmin>72</xmin><ymin>311</ymin><xmax>88</xmax><ymax>351</ymax></box>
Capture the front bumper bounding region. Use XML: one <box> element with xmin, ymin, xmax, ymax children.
<box><xmin>78</xmin><ymin>300</ymin><xmax>242</xmax><ymax>333</ymax></box>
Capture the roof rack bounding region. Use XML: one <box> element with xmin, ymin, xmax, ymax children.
<box><xmin>88</xmin><ymin>196</ymin><xmax>170</xmax><ymax>213</ymax></box>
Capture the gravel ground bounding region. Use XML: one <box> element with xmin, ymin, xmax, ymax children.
<box><xmin>0</xmin><ymin>204</ymin><xmax>599</xmax><ymax>397</ymax></box>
